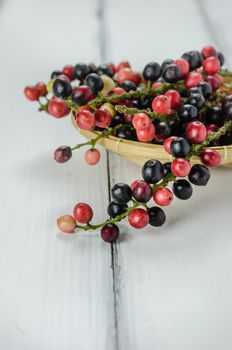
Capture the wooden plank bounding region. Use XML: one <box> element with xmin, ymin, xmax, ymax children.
<box><xmin>106</xmin><ymin>0</ymin><xmax>232</xmax><ymax>349</ymax></box>
<box><xmin>0</xmin><ymin>0</ymin><xmax>116</xmax><ymax>349</ymax></box>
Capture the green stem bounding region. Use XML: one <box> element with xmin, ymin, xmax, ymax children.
<box><xmin>115</xmin><ymin>105</ymin><xmax>178</xmax><ymax>121</ymax></box>
<box><xmin>219</xmin><ymin>69</ymin><xmax>232</xmax><ymax>77</ymax></box>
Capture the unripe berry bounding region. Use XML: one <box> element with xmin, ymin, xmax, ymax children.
<box><xmin>153</xmin><ymin>187</ymin><xmax>173</xmax><ymax>206</ymax></box>
<box><xmin>57</xmin><ymin>215</ymin><xmax>76</xmax><ymax>233</ymax></box>
<box><xmin>85</xmin><ymin>149</ymin><xmax>101</xmax><ymax>165</ymax></box>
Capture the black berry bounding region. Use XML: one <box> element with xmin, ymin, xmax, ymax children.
<box><xmin>162</xmin><ymin>64</ymin><xmax>182</xmax><ymax>83</ymax></box>
<box><xmin>115</xmin><ymin>125</ymin><xmax>137</xmax><ymax>141</ymax></box>
<box><xmin>111</xmin><ymin>183</ymin><xmax>132</xmax><ymax>204</ymax></box>
<box><xmin>198</xmin><ymin>81</ymin><xmax>213</xmax><ymax>99</ymax></box>
<box><xmin>148</xmin><ymin>206</ymin><xmax>166</xmax><ymax>227</ymax></box>
<box><xmin>143</xmin><ymin>62</ymin><xmax>161</xmax><ymax>81</ymax></box>
<box><xmin>121</xmin><ymin>80</ymin><xmax>137</xmax><ymax>91</ymax></box>
<box><xmin>173</xmin><ymin>179</ymin><xmax>193</xmax><ymax>200</ymax></box>
<box><xmin>188</xmin><ymin>164</ymin><xmax>210</xmax><ymax>186</ymax></box>
<box><xmin>178</xmin><ymin>104</ymin><xmax>198</xmax><ymax>123</ymax></box>
<box><xmin>142</xmin><ymin>159</ymin><xmax>164</xmax><ymax>184</ymax></box>
<box><xmin>85</xmin><ymin>73</ymin><xmax>103</xmax><ymax>94</ymax></box>
<box><xmin>107</xmin><ymin>201</ymin><xmax>128</xmax><ymax>218</ymax></box>
<box><xmin>182</xmin><ymin>51</ymin><xmax>203</xmax><ymax>70</ymax></box>
<box><xmin>74</xmin><ymin>63</ymin><xmax>91</xmax><ymax>81</ymax></box>
<box><xmin>170</xmin><ymin>137</ymin><xmax>191</xmax><ymax>158</ymax></box>
<box><xmin>205</xmin><ymin>107</ymin><xmax>225</xmax><ymax>126</ymax></box>
<box><xmin>53</xmin><ymin>77</ymin><xmax>72</xmax><ymax>98</ymax></box>
<box><xmin>187</xmin><ymin>93</ymin><xmax>205</xmax><ymax>110</ymax></box>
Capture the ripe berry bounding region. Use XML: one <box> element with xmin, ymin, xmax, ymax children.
<box><xmin>85</xmin><ymin>73</ymin><xmax>103</xmax><ymax>94</ymax></box>
<box><xmin>71</xmin><ymin>86</ymin><xmax>93</xmax><ymax>106</ymax></box>
<box><xmin>205</xmin><ymin>75</ymin><xmax>221</xmax><ymax>90</ymax></box>
<box><xmin>54</xmin><ymin>146</ymin><xmax>72</xmax><ymax>163</ymax></box>
<box><xmin>205</xmin><ymin>106</ymin><xmax>225</xmax><ymax>126</ymax></box>
<box><xmin>163</xmin><ymin>162</ymin><xmax>172</xmax><ymax>176</ymax></box>
<box><xmin>170</xmin><ymin>137</ymin><xmax>191</xmax><ymax>158</ymax></box>
<box><xmin>53</xmin><ymin>77</ymin><xmax>72</xmax><ymax>98</ymax></box>
<box><xmin>57</xmin><ymin>215</ymin><xmax>76</xmax><ymax>233</ymax></box>
<box><xmin>148</xmin><ymin>206</ymin><xmax>166</xmax><ymax>227</ymax></box>
<box><xmin>153</xmin><ymin>187</ymin><xmax>173</xmax><ymax>206</ymax></box>
<box><xmin>173</xmin><ymin>58</ymin><xmax>190</xmax><ymax>77</ymax></box>
<box><xmin>200</xmin><ymin>149</ymin><xmax>221</xmax><ymax>167</ymax></box>
<box><xmin>178</xmin><ymin>104</ymin><xmax>198</xmax><ymax>123</ymax></box>
<box><xmin>163</xmin><ymin>136</ymin><xmax>177</xmax><ymax>154</ymax></box>
<box><xmin>143</xmin><ymin>61</ymin><xmax>161</xmax><ymax>81</ymax></box>
<box><xmin>161</xmin><ymin>58</ymin><xmax>173</xmax><ymax>71</ymax></box>
<box><xmin>142</xmin><ymin>159</ymin><xmax>164</xmax><ymax>184</ymax></box>
<box><xmin>187</xmin><ymin>93</ymin><xmax>205</xmax><ymax>110</ymax></box>
<box><xmin>48</xmin><ymin>98</ymin><xmax>69</xmax><ymax>118</ymax></box>
<box><xmin>24</xmin><ymin>86</ymin><xmax>40</xmax><ymax>101</ymax></box>
<box><xmin>152</xmin><ymin>95</ymin><xmax>171</xmax><ymax>114</ymax></box>
<box><xmin>95</xmin><ymin>109</ymin><xmax>112</xmax><ymax>128</ymax></box>
<box><xmin>188</xmin><ymin>164</ymin><xmax>210</xmax><ymax>186</ymax></box>
<box><xmin>76</xmin><ymin>110</ymin><xmax>95</xmax><ymax>130</ymax></box>
<box><xmin>185</xmin><ymin>121</ymin><xmax>207</xmax><ymax>143</ymax></box>
<box><xmin>74</xmin><ymin>63</ymin><xmax>91</xmax><ymax>80</ymax></box>
<box><xmin>224</xmin><ymin>103</ymin><xmax>232</xmax><ymax>120</ymax></box>
<box><xmin>171</xmin><ymin>158</ymin><xmax>191</xmax><ymax>177</ymax></box>
<box><xmin>185</xmin><ymin>72</ymin><xmax>203</xmax><ymax>88</ymax></box>
<box><xmin>117</xmin><ymin>68</ymin><xmax>141</xmax><ymax>84</ymax></box>
<box><xmin>203</xmin><ymin>57</ymin><xmax>221</xmax><ymax>75</ymax></box>
<box><xmin>132</xmin><ymin>113</ymin><xmax>151</xmax><ymax>130</ymax></box>
<box><xmin>155</xmin><ymin>122</ymin><xmax>171</xmax><ymax>142</ymax></box>
<box><xmin>198</xmin><ymin>81</ymin><xmax>213</xmax><ymax>98</ymax></box>
<box><xmin>35</xmin><ymin>82</ymin><xmax>47</xmax><ymax>97</ymax></box>
<box><xmin>136</xmin><ymin>124</ymin><xmax>155</xmax><ymax>142</ymax></box>
<box><xmin>120</xmin><ymin>80</ymin><xmax>137</xmax><ymax>92</ymax></box>
<box><xmin>132</xmin><ymin>180</ymin><xmax>152</xmax><ymax>203</ymax></box>
<box><xmin>164</xmin><ymin>90</ymin><xmax>181</xmax><ymax>108</ymax></box>
<box><xmin>162</xmin><ymin>64</ymin><xmax>182</xmax><ymax>83</ymax></box>
<box><xmin>107</xmin><ymin>202</ymin><xmax>128</xmax><ymax>218</ymax></box>
<box><xmin>111</xmin><ymin>183</ymin><xmax>132</xmax><ymax>204</ymax></box>
<box><xmin>128</xmin><ymin>208</ymin><xmax>149</xmax><ymax>229</ymax></box>
<box><xmin>206</xmin><ymin>124</ymin><xmax>218</xmax><ymax>136</ymax></box>
<box><xmin>172</xmin><ymin>179</ymin><xmax>193</xmax><ymax>200</ymax></box>
<box><xmin>73</xmin><ymin>203</ymin><xmax>93</xmax><ymax>223</ymax></box>
<box><xmin>115</xmin><ymin>125</ymin><xmax>137</xmax><ymax>141</ymax></box>
<box><xmin>62</xmin><ymin>65</ymin><xmax>75</xmax><ymax>80</ymax></box>
<box><xmin>217</xmin><ymin>52</ymin><xmax>225</xmax><ymax>66</ymax></box>
<box><xmin>110</xmin><ymin>114</ymin><xmax>124</xmax><ymax>127</ymax></box>
<box><xmin>97</xmin><ymin>64</ymin><xmax>113</xmax><ymax>77</ymax></box>
<box><xmin>51</xmin><ymin>70</ymin><xmax>62</xmax><ymax>79</ymax></box>
<box><xmin>187</xmin><ymin>87</ymin><xmax>202</xmax><ymax>96</ymax></box>
<box><xmin>85</xmin><ymin>149</ymin><xmax>101</xmax><ymax>165</ymax></box>
<box><xmin>182</xmin><ymin>51</ymin><xmax>203</xmax><ymax>70</ymax></box>
<box><xmin>101</xmin><ymin>224</ymin><xmax>119</xmax><ymax>243</ymax></box>
<box><xmin>201</xmin><ymin>45</ymin><xmax>217</xmax><ymax>58</ymax></box>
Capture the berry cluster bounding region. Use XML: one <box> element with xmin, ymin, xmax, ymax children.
<box><xmin>24</xmin><ymin>46</ymin><xmax>232</xmax><ymax>242</ymax></box>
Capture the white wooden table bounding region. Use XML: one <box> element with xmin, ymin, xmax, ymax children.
<box><xmin>1</xmin><ymin>0</ymin><xmax>232</xmax><ymax>349</ymax></box>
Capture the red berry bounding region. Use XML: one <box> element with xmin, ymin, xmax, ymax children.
<box><xmin>136</xmin><ymin>123</ymin><xmax>156</xmax><ymax>142</ymax></box>
<box><xmin>164</xmin><ymin>90</ymin><xmax>181</xmax><ymax>108</ymax></box>
<box><xmin>152</xmin><ymin>95</ymin><xmax>171</xmax><ymax>114</ymax></box>
<box><xmin>24</xmin><ymin>86</ymin><xmax>40</xmax><ymax>101</ymax></box>
<box><xmin>63</xmin><ymin>65</ymin><xmax>75</xmax><ymax>80</ymax></box>
<box><xmin>163</xmin><ymin>136</ymin><xmax>177</xmax><ymax>154</ymax></box>
<box><xmin>54</xmin><ymin>146</ymin><xmax>72</xmax><ymax>163</ymax></box>
<box><xmin>78</xmin><ymin>105</ymin><xmax>93</xmax><ymax>112</ymax></box>
<box><xmin>35</xmin><ymin>82</ymin><xmax>47</xmax><ymax>96</ymax></box>
<box><xmin>85</xmin><ymin>149</ymin><xmax>101</xmax><ymax>165</ymax></box>
<box><xmin>101</xmin><ymin>224</ymin><xmax>119</xmax><ymax>243</ymax></box>
<box><xmin>95</xmin><ymin>109</ymin><xmax>112</xmax><ymax>128</ymax></box>
<box><xmin>132</xmin><ymin>113</ymin><xmax>151</xmax><ymax>130</ymax></box>
<box><xmin>185</xmin><ymin>121</ymin><xmax>207</xmax><ymax>143</ymax></box>
<box><xmin>174</xmin><ymin>58</ymin><xmax>190</xmax><ymax>77</ymax></box>
<box><xmin>206</xmin><ymin>124</ymin><xmax>218</xmax><ymax>136</ymax></box>
<box><xmin>116</xmin><ymin>61</ymin><xmax>131</xmax><ymax>72</ymax></box>
<box><xmin>171</xmin><ymin>158</ymin><xmax>191</xmax><ymax>177</ymax></box>
<box><xmin>113</xmin><ymin>87</ymin><xmax>126</xmax><ymax>95</ymax></box>
<box><xmin>117</xmin><ymin>68</ymin><xmax>141</xmax><ymax>84</ymax></box>
<box><xmin>201</xmin><ymin>46</ymin><xmax>217</xmax><ymax>58</ymax></box>
<box><xmin>200</xmin><ymin>149</ymin><xmax>221</xmax><ymax>167</ymax></box>
<box><xmin>203</xmin><ymin>57</ymin><xmax>220</xmax><ymax>75</ymax></box>
<box><xmin>107</xmin><ymin>63</ymin><xmax>116</xmax><ymax>75</ymax></box>
<box><xmin>72</xmin><ymin>86</ymin><xmax>93</xmax><ymax>106</ymax></box>
<box><xmin>57</xmin><ymin>215</ymin><xmax>76</xmax><ymax>233</ymax></box>
<box><xmin>73</xmin><ymin>203</ymin><xmax>93</xmax><ymax>223</ymax></box>
<box><xmin>153</xmin><ymin>187</ymin><xmax>173</xmax><ymax>206</ymax></box>
<box><xmin>76</xmin><ymin>110</ymin><xmax>95</xmax><ymax>130</ymax></box>
<box><xmin>205</xmin><ymin>75</ymin><xmax>221</xmax><ymax>90</ymax></box>
<box><xmin>214</xmin><ymin>73</ymin><xmax>224</xmax><ymax>83</ymax></box>
<box><xmin>152</xmin><ymin>82</ymin><xmax>163</xmax><ymax>89</ymax></box>
<box><xmin>131</xmin><ymin>180</ymin><xmax>152</xmax><ymax>203</ymax></box>
<box><xmin>48</xmin><ymin>98</ymin><xmax>70</xmax><ymax>118</ymax></box>
<box><xmin>128</xmin><ymin>208</ymin><xmax>149</xmax><ymax>229</ymax></box>
<box><xmin>185</xmin><ymin>72</ymin><xmax>203</xmax><ymax>89</ymax></box>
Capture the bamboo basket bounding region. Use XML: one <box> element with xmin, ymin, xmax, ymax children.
<box><xmin>71</xmin><ymin>115</ymin><xmax>232</xmax><ymax>168</ymax></box>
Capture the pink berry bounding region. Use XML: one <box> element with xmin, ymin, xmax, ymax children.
<box><xmin>152</xmin><ymin>82</ymin><xmax>163</xmax><ymax>89</ymax></box>
<box><xmin>85</xmin><ymin>149</ymin><xmax>101</xmax><ymax>165</ymax></box>
<box><xmin>117</xmin><ymin>68</ymin><xmax>141</xmax><ymax>84</ymax></box>
<box><xmin>73</xmin><ymin>203</ymin><xmax>93</xmax><ymax>223</ymax></box>
<box><xmin>185</xmin><ymin>121</ymin><xmax>207</xmax><ymax>143</ymax></box>
<box><xmin>203</xmin><ymin>57</ymin><xmax>221</xmax><ymax>75</ymax></box>
<box><xmin>54</xmin><ymin>146</ymin><xmax>72</xmax><ymax>163</ymax></box>
<box><xmin>131</xmin><ymin>180</ymin><xmax>152</xmax><ymax>203</ymax></box>
<box><xmin>132</xmin><ymin>113</ymin><xmax>151</xmax><ymax>130</ymax></box>
<box><xmin>101</xmin><ymin>224</ymin><xmax>119</xmax><ymax>243</ymax></box>
<box><xmin>164</xmin><ymin>90</ymin><xmax>181</xmax><ymax>108</ymax></box>
<box><xmin>24</xmin><ymin>86</ymin><xmax>40</xmax><ymax>101</ymax></box>
<box><xmin>113</xmin><ymin>87</ymin><xmax>126</xmax><ymax>95</ymax></box>
<box><xmin>171</xmin><ymin>158</ymin><xmax>191</xmax><ymax>177</ymax></box>
<box><xmin>57</xmin><ymin>215</ymin><xmax>76</xmax><ymax>233</ymax></box>
<box><xmin>76</xmin><ymin>110</ymin><xmax>95</xmax><ymax>130</ymax></box>
<box><xmin>152</xmin><ymin>95</ymin><xmax>171</xmax><ymax>114</ymax></box>
<box><xmin>63</xmin><ymin>65</ymin><xmax>75</xmax><ymax>80</ymax></box>
<box><xmin>153</xmin><ymin>187</ymin><xmax>173</xmax><ymax>206</ymax></box>
<box><xmin>174</xmin><ymin>58</ymin><xmax>190</xmax><ymax>77</ymax></box>
<box><xmin>116</xmin><ymin>61</ymin><xmax>131</xmax><ymax>72</ymax></box>
<box><xmin>128</xmin><ymin>208</ymin><xmax>149</xmax><ymax>229</ymax></box>
<box><xmin>201</xmin><ymin>45</ymin><xmax>217</xmax><ymax>58</ymax></box>
<box><xmin>95</xmin><ymin>109</ymin><xmax>112</xmax><ymax>128</ymax></box>
<box><xmin>185</xmin><ymin>72</ymin><xmax>203</xmax><ymax>89</ymax></box>
<box><xmin>200</xmin><ymin>149</ymin><xmax>221</xmax><ymax>167</ymax></box>
<box><xmin>48</xmin><ymin>98</ymin><xmax>70</xmax><ymax>118</ymax></box>
<box><xmin>205</xmin><ymin>75</ymin><xmax>221</xmax><ymax>90</ymax></box>
<box><xmin>35</xmin><ymin>82</ymin><xmax>47</xmax><ymax>97</ymax></box>
<box><xmin>206</xmin><ymin>124</ymin><xmax>218</xmax><ymax>136</ymax></box>
<box><xmin>163</xmin><ymin>136</ymin><xmax>177</xmax><ymax>154</ymax></box>
<box><xmin>136</xmin><ymin>123</ymin><xmax>156</xmax><ymax>142</ymax></box>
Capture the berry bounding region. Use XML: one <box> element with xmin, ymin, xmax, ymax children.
<box><xmin>224</xmin><ymin>103</ymin><xmax>232</xmax><ymax>120</ymax></box>
<box><xmin>63</xmin><ymin>65</ymin><xmax>75</xmax><ymax>80</ymax></box>
<box><xmin>203</xmin><ymin>57</ymin><xmax>221</xmax><ymax>75</ymax></box>
<box><xmin>205</xmin><ymin>75</ymin><xmax>221</xmax><ymax>90</ymax></box>
<box><xmin>188</xmin><ymin>164</ymin><xmax>210</xmax><ymax>186</ymax></box>
<box><xmin>101</xmin><ymin>224</ymin><xmax>119</xmax><ymax>243</ymax></box>
<box><xmin>120</xmin><ymin>80</ymin><xmax>137</xmax><ymax>91</ymax></box>
<box><xmin>185</xmin><ymin>121</ymin><xmax>207</xmax><ymax>143</ymax></box>
<box><xmin>24</xmin><ymin>86</ymin><xmax>40</xmax><ymax>101</ymax></box>
<box><xmin>111</xmin><ymin>183</ymin><xmax>132</xmax><ymax>204</ymax></box>
<box><xmin>117</xmin><ymin>68</ymin><xmax>141</xmax><ymax>84</ymax></box>
<box><xmin>217</xmin><ymin>52</ymin><xmax>225</xmax><ymax>66</ymax></box>
<box><xmin>168</xmin><ymin>119</ymin><xmax>184</xmax><ymax>136</ymax></box>
<box><xmin>116</xmin><ymin>61</ymin><xmax>131</xmax><ymax>72</ymax></box>
<box><xmin>35</xmin><ymin>82</ymin><xmax>47</xmax><ymax>96</ymax></box>
<box><xmin>162</xmin><ymin>64</ymin><xmax>182</xmax><ymax>83</ymax></box>
<box><xmin>187</xmin><ymin>87</ymin><xmax>203</xmax><ymax>96</ymax></box>
<box><xmin>152</xmin><ymin>82</ymin><xmax>163</xmax><ymax>89</ymax></box>
<box><xmin>173</xmin><ymin>58</ymin><xmax>190</xmax><ymax>77</ymax></box>
<box><xmin>198</xmin><ymin>81</ymin><xmax>213</xmax><ymax>98</ymax></box>
<box><xmin>132</xmin><ymin>113</ymin><xmax>151</xmax><ymax>130</ymax></box>
<box><xmin>101</xmin><ymin>75</ymin><xmax>115</xmax><ymax>96</ymax></box>
<box><xmin>163</xmin><ymin>136</ymin><xmax>177</xmax><ymax>154</ymax></box>
<box><xmin>152</xmin><ymin>95</ymin><xmax>171</xmax><ymax>114</ymax></box>
<box><xmin>178</xmin><ymin>104</ymin><xmax>198</xmax><ymax>123</ymax></box>
<box><xmin>171</xmin><ymin>158</ymin><xmax>191</xmax><ymax>177</ymax></box>
<box><xmin>51</xmin><ymin>70</ymin><xmax>62</xmax><ymax>79</ymax></box>
<box><xmin>185</xmin><ymin>72</ymin><xmax>203</xmax><ymax>88</ymax></box>
<box><xmin>170</xmin><ymin>137</ymin><xmax>191</xmax><ymax>158</ymax></box>
<box><xmin>74</xmin><ymin>63</ymin><xmax>91</xmax><ymax>80</ymax></box>
<box><xmin>85</xmin><ymin>149</ymin><xmax>101</xmax><ymax>165</ymax></box>
<box><xmin>181</xmin><ymin>51</ymin><xmax>203</xmax><ymax>70</ymax></box>
<box><xmin>97</xmin><ymin>64</ymin><xmax>113</xmax><ymax>77</ymax></box>
<box><xmin>148</xmin><ymin>206</ymin><xmax>166</xmax><ymax>227</ymax></box>
<box><xmin>53</xmin><ymin>77</ymin><xmax>72</xmax><ymax>98</ymax></box>
<box><xmin>187</xmin><ymin>93</ymin><xmax>205</xmax><ymax>110</ymax></box>
<box><xmin>142</xmin><ymin>159</ymin><xmax>164</xmax><ymax>184</ymax></box>
<box><xmin>107</xmin><ymin>63</ymin><xmax>116</xmax><ymax>75</ymax></box>
<box><xmin>136</xmin><ymin>124</ymin><xmax>155</xmax><ymax>142</ymax></box>
<box><xmin>54</xmin><ymin>146</ymin><xmax>72</xmax><ymax>163</ymax></box>
<box><xmin>201</xmin><ymin>45</ymin><xmax>217</xmax><ymax>58</ymax></box>
<box><xmin>128</xmin><ymin>208</ymin><xmax>149</xmax><ymax>229</ymax></box>
<box><xmin>205</xmin><ymin>106</ymin><xmax>225</xmax><ymax>126</ymax></box>
<box><xmin>48</xmin><ymin>98</ymin><xmax>69</xmax><ymax>118</ymax></box>
<box><xmin>132</xmin><ymin>180</ymin><xmax>152</xmax><ymax>203</ymax></box>
<box><xmin>222</xmin><ymin>95</ymin><xmax>232</xmax><ymax>111</ymax></box>
<box><xmin>107</xmin><ymin>202</ymin><xmax>128</xmax><ymax>218</ymax></box>
<box><xmin>110</xmin><ymin>114</ymin><xmax>124</xmax><ymax>127</ymax></box>
<box><xmin>164</xmin><ymin>90</ymin><xmax>181</xmax><ymax>108</ymax></box>
<box><xmin>161</xmin><ymin>58</ymin><xmax>173</xmax><ymax>71</ymax></box>
<box><xmin>206</xmin><ymin>124</ymin><xmax>218</xmax><ymax>136</ymax></box>
<box><xmin>200</xmin><ymin>149</ymin><xmax>221</xmax><ymax>167</ymax></box>
<box><xmin>172</xmin><ymin>179</ymin><xmax>193</xmax><ymax>200</ymax></box>
<box><xmin>57</xmin><ymin>215</ymin><xmax>76</xmax><ymax>233</ymax></box>
<box><xmin>113</xmin><ymin>87</ymin><xmax>126</xmax><ymax>96</ymax></box>
<box><xmin>95</xmin><ymin>109</ymin><xmax>112</xmax><ymax>128</ymax></box>
<box><xmin>155</xmin><ymin>122</ymin><xmax>171</xmax><ymax>142</ymax></box>
<box><xmin>73</xmin><ymin>203</ymin><xmax>93</xmax><ymax>223</ymax></box>
<box><xmin>142</xmin><ymin>62</ymin><xmax>161</xmax><ymax>81</ymax></box>
<box><xmin>153</xmin><ymin>187</ymin><xmax>173</xmax><ymax>206</ymax></box>
<box><xmin>115</xmin><ymin>125</ymin><xmax>137</xmax><ymax>141</ymax></box>
<box><xmin>85</xmin><ymin>73</ymin><xmax>103</xmax><ymax>94</ymax></box>
<box><xmin>71</xmin><ymin>86</ymin><xmax>93</xmax><ymax>106</ymax></box>
<box><xmin>163</xmin><ymin>162</ymin><xmax>172</xmax><ymax>176</ymax></box>
<box><xmin>76</xmin><ymin>110</ymin><xmax>95</xmax><ymax>130</ymax></box>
